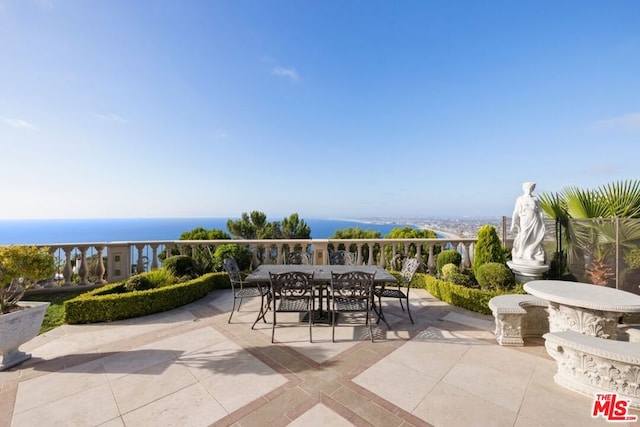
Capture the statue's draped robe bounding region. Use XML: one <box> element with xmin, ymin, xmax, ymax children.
<box><xmin>512</xmin><ymin>195</ymin><xmax>545</xmax><ymax>263</ymax></box>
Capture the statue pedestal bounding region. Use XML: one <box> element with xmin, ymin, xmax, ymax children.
<box><xmin>507</xmin><ymin>260</ymin><xmax>550</xmax><ymax>283</ymax></box>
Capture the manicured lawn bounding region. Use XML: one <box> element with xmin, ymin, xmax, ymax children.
<box><xmin>22</xmin><ymin>291</ymin><xmax>86</xmax><ymax>334</ymax></box>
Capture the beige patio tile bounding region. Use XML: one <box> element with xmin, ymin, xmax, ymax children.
<box><xmin>110</xmin><ymin>359</ymin><xmax>198</xmax><ymax>414</ymax></box>
<box><xmin>12</xmin><ymin>383</ymin><xmax>119</xmax><ymax>427</ymax></box>
<box><xmin>353</xmin><ymin>359</ymin><xmax>439</xmax><ymax>412</ymax></box>
<box><xmin>13</xmin><ymin>357</ymin><xmax>108</xmax><ymax>414</ymax></box>
<box><xmin>288</xmin><ymin>403</ymin><xmax>354</xmax><ymax>426</ymax></box>
<box><xmin>122</xmin><ymin>383</ymin><xmax>228</xmax><ymax>427</ymax></box>
<box><xmin>198</xmin><ymin>351</ymin><xmax>288</xmax><ymax>413</ymax></box>
<box><xmin>413</xmin><ymin>381</ymin><xmax>518</xmax><ymax>427</ymax></box>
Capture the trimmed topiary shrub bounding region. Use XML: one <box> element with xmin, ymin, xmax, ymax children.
<box><xmin>473</xmin><ymin>225</ymin><xmax>505</xmax><ymax>275</ymax></box>
<box><xmin>448</xmin><ymin>268</ymin><xmax>478</xmax><ymax>288</ymax></box>
<box><xmin>162</xmin><ymin>255</ymin><xmax>197</xmax><ymax>278</ymax></box>
<box><xmin>213</xmin><ymin>244</ymin><xmax>252</xmax><ymax>271</ymax></box>
<box><xmin>420</xmin><ymin>273</ymin><xmax>524</xmax><ymax>315</ymax></box>
<box><xmin>475</xmin><ymin>262</ymin><xmax>515</xmax><ymax>290</ymax></box>
<box><xmin>436</xmin><ymin>249</ymin><xmax>462</xmax><ymax>276</ymax></box>
<box><xmin>440</xmin><ymin>263</ymin><xmax>459</xmax><ymax>281</ymax></box>
<box><xmin>64</xmin><ymin>272</ymin><xmax>230</xmax><ymax>324</ymax></box>
<box><xmin>124</xmin><ymin>274</ymin><xmax>154</xmax><ymax>292</ymax></box>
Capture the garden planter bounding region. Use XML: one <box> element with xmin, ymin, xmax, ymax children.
<box><xmin>0</xmin><ymin>301</ymin><xmax>50</xmax><ymax>370</ymax></box>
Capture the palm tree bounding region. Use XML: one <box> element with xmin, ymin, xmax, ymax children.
<box><xmin>539</xmin><ymin>180</ymin><xmax>640</xmax><ymax>286</ymax></box>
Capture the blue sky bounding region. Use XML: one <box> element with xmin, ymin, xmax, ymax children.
<box><xmin>1</xmin><ymin>1</ymin><xmax>639</xmax><ymax>220</ymax></box>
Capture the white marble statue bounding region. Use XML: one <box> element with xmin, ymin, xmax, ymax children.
<box><xmin>510</xmin><ymin>182</ymin><xmax>546</xmax><ymax>265</ymax></box>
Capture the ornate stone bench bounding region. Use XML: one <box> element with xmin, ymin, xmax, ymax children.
<box><xmin>488</xmin><ymin>294</ymin><xmax>549</xmax><ymax>346</ymax></box>
<box><xmin>544</xmin><ymin>331</ymin><xmax>640</xmax><ymax>409</ymax></box>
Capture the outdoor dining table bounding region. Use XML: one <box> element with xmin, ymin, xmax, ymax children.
<box><xmin>524</xmin><ymin>280</ymin><xmax>640</xmax><ymax>340</ymax></box>
<box><xmin>245</xmin><ymin>264</ymin><xmax>396</xmax><ymax>324</ymax></box>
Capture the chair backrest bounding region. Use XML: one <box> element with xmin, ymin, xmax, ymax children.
<box><xmin>269</xmin><ymin>271</ymin><xmax>314</xmax><ymax>298</ymax></box>
<box><xmin>400</xmin><ymin>257</ymin><xmax>421</xmax><ymax>285</ymax></box>
<box><xmin>286</xmin><ymin>250</ymin><xmax>312</xmax><ymax>265</ymax></box>
<box><xmin>329</xmin><ymin>250</ymin><xmax>356</xmax><ymax>266</ymax></box>
<box><xmin>330</xmin><ymin>271</ymin><xmax>375</xmax><ymax>299</ymax></box>
<box><xmin>222</xmin><ymin>258</ymin><xmax>242</xmax><ymax>283</ymax></box>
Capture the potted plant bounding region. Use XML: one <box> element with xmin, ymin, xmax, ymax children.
<box><xmin>0</xmin><ymin>245</ymin><xmax>55</xmax><ymax>370</ymax></box>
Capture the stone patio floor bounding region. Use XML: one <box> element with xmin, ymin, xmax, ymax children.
<box><xmin>1</xmin><ymin>288</ymin><xmax>639</xmax><ymax>427</ymax></box>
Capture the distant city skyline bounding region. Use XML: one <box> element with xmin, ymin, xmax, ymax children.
<box><xmin>1</xmin><ymin>1</ymin><xmax>639</xmax><ymax>220</ymax></box>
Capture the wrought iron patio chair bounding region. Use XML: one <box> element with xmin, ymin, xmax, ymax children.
<box><xmin>268</xmin><ymin>271</ymin><xmax>315</xmax><ymax>343</ymax></box>
<box><xmin>374</xmin><ymin>257</ymin><xmax>420</xmax><ymax>326</ymax></box>
<box><xmin>286</xmin><ymin>250</ymin><xmax>313</xmax><ymax>265</ymax></box>
<box><xmin>329</xmin><ymin>271</ymin><xmax>376</xmax><ymax>342</ymax></box>
<box><xmin>329</xmin><ymin>250</ymin><xmax>357</xmax><ymax>266</ymax></box>
<box><xmin>222</xmin><ymin>258</ymin><xmax>269</xmax><ymax>328</ymax></box>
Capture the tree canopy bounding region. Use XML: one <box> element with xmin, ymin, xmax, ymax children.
<box><xmin>226</xmin><ymin>211</ymin><xmax>310</xmax><ymax>239</ymax></box>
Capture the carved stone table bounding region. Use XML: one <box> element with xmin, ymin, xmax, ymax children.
<box><xmin>524</xmin><ymin>280</ymin><xmax>640</xmax><ymax>340</ymax></box>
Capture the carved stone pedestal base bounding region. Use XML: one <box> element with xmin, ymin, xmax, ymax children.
<box><xmin>507</xmin><ymin>261</ymin><xmax>550</xmax><ymax>283</ymax></box>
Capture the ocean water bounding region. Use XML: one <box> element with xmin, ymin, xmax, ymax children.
<box><xmin>0</xmin><ymin>218</ymin><xmax>417</xmax><ymax>245</ymax></box>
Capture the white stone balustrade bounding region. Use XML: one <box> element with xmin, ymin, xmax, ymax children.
<box><xmin>12</xmin><ymin>237</ymin><xmax>479</xmax><ymax>288</ymax></box>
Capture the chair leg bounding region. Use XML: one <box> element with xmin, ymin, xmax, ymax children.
<box><xmin>228</xmin><ymin>294</ymin><xmax>237</xmax><ymax>323</ymax></box>
<box><xmin>251</xmin><ymin>294</ymin><xmax>266</xmax><ymax>330</ymax></box>
<box><xmin>331</xmin><ymin>302</ymin><xmax>336</xmax><ymax>343</ymax></box>
<box><xmin>271</xmin><ymin>306</ymin><xmax>277</xmax><ymax>343</ymax></box>
<box><xmin>406</xmin><ymin>294</ymin><xmax>414</xmax><ymax>324</ymax></box>
<box><xmin>367</xmin><ymin>306</ymin><xmax>373</xmax><ymax>342</ymax></box>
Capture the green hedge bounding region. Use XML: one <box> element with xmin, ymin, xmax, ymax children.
<box><xmin>64</xmin><ymin>272</ymin><xmax>230</xmax><ymax>324</ymax></box>
<box><xmin>419</xmin><ymin>273</ymin><xmax>524</xmax><ymax>315</ymax></box>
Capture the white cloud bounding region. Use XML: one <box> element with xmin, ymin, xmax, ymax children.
<box><xmin>271</xmin><ymin>66</ymin><xmax>300</xmax><ymax>82</ymax></box>
<box><xmin>1</xmin><ymin>116</ymin><xmax>37</xmax><ymax>130</ymax></box>
<box><xmin>591</xmin><ymin>112</ymin><xmax>640</xmax><ymax>131</ymax></box>
<box><xmin>93</xmin><ymin>113</ymin><xmax>128</xmax><ymax>124</ymax></box>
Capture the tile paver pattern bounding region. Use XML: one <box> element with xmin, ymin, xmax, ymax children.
<box><xmin>1</xmin><ymin>288</ymin><xmax>638</xmax><ymax>427</ymax></box>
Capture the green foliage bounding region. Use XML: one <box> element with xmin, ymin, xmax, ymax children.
<box><xmin>123</xmin><ymin>269</ymin><xmax>177</xmax><ymax>292</ymax></box>
<box><xmin>420</xmin><ymin>274</ymin><xmax>524</xmax><ymax>315</ymax></box>
<box><xmin>473</xmin><ymin>225</ymin><xmax>505</xmax><ymax>275</ymax></box>
<box><xmin>124</xmin><ymin>274</ymin><xmax>154</xmax><ymax>292</ymax></box>
<box><xmin>213</xmin><ymin>244</ymin><xmax>253</xmax><ymax>271</ymax></box>
<box><xmin>330</xmin><ymin>227</ymin><xmax>382</xmax><ymax>260</ymax></box>
<box><xmin>475</xmin><ymin>262</ymin><xmax>515</xmax><ymax>290</ymax></box>
<box><xmin>180</xmin><ymin>227</ymin><xmax>231</xmax><ymax>240</ymax></box>
<box><xmin>448</xmin><ymin>268</ymin><xmax>478</xmax><ymax>288</ymax></box>
<box><xmin>64</xmin><ymin>273</ymin><xmax>230</xmax><ymax>324</ymax></box>
<box><xmin>383</xmin><ymin>226</ymin><xmax>439</xmax><ymax>267</ymax></box>
<box><xmin>436</xmin><ymin>249</ymin><xmax>462</xmax><ymax>275</ymax></box>
<box><xmin>162</xmin><ymin>255</ymin><xmax>196</xmax><ymax>278</ymax></box>
<box><xmin>440</xmin><ymin>263</ymin><xmax>459</xmax><ymax>281</ymax></box>
<box><xmin>0</xmin><ymin>245</ymin><xmax>56</xmax><ymax>313</ymax></box>
<box><xmin>624</xmin><ymin>248</ymin><xmax>640</xmax><ymax>269</ymax></box>
<box><xmin>331</xmin><ymin>227</ymin><xmax>382</xmax><ymax>239</ymax></box>
<box><xmin>280</xmin><ymin>213</ymin><xmax>311</xmax><ymax>238</ymax></box>
<box><xmin>226</xmin><ymin>211</ymin><xmax>291</xmax><ymax>239</ymax></box>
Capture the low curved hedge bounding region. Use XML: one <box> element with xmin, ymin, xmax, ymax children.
<box><xmin>418</xmin><ymin>273</ymin><xmax>524</xmax><ymax>315</ymax></box>
<box><xmin>64</xmin><ymin>272</ymin><xmax>230</xmax><ymax>324</ymax></box>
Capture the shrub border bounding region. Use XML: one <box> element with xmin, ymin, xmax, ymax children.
<box><xmin>418</xmin><ymin>273</ymin><xmax>525</xmax><ymax>315</ymax></box>
<box><xmin>64</xmin><ymin>272</ymin><xmax>230</xmax><ymax>324</ymax></box>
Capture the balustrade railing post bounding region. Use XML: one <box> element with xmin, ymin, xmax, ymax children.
<box><xmin>63</xmin><ymin>247</ymin><xmax>73</xmax><ymax>285</ymax></box>
<box><xmin>462</xmin><ymin>242</ymin><xmax>471</xmax><ymax>269</ymax></box>
<box><xmin>94</xmin><ymin>245</ymin><xmax>106</xmax><ymax>284</ymax></box>
<box><xmin>136</xmin><ymin>244</ymin><xmax>145</xmax><ymax>274</ymax></box>
<box><xmin>427</xmin><ymin>243</ymin><xmax>436</xmax><ymax>274</ymax></box>
<box><xmin>379</xmin><ymin>243</ymin><xmax>387</xmax><ymax>268</ymax></box>
<box><xmin>150</xmin><ymin>244</ymin><xmax>159</xmax><ymax>270</ymax></box>
<box><xmin>77</xmin><ymin>246</ymin><xmax>89</xmax><ymax>286</ymax></box>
